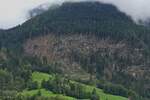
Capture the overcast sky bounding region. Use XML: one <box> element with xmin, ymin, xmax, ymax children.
<box><xmin>0</xmin><ymin>0</ymin><xmax>52</xmax><ymax>29</ymax></box>
<box><xmin>0</xmin><ymin>0</ymin><xmax>150</xmax><ymax>29</ymax></box>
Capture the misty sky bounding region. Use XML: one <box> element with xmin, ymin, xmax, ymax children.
<box><xmin>0</xmin><ymin>0</ymin><xmax>150</xmax><ymax>29</ymax></box>
<box><xmin>0</xmin><ymin>0</ymin><xmax>54</xmax><ymax>29</ymax></box>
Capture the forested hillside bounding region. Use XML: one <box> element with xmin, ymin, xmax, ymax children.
<box><xmin>0</xmin><ymin>1</ymin><xmax>150</xmax><ymax>100</ymax></box>
<box><xmin>1</xmin><ymin>2</ymin><xmax>150</xmax><ymax>49</ymax></box>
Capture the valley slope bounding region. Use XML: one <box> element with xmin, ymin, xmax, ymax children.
<box><xmin>0</xmin><ymin>1</ymin><xmax>150</xmax><ymax>100</ymax></box>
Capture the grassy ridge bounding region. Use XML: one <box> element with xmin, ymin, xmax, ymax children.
<box><xmin>21</xmin><ymin>89</ymin><xmax>75</xmax><ymax>100</ymax></box>
<box><xmin>20</xmin><ymin>72</ymin><xmax>75</xmax><ymax>99</ymax></box>
<box><xmin>20</xmin><ymin>72</ymin><xmax>128</xmax><ymax>100</ymax></box>
<box><xmin>32</xmin><ymin>72</ymin><xmax>52</xmax><ymax>87</ymax></box>
<box><xmin>84</xmin><ymin>85</ymin><xmax>127</xmax><ymax>100</ymax></box>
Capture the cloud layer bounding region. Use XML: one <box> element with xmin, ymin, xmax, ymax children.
<box><xmin>0</xmin><ymin>0</ymin><xmax>52</xmax><ymax>29</ymax></box>
<box><xmin>100</xmin><ymin>0</ymin><xmax>150</xmax><ymax>23</ymax></box>
<box><xmin>0</xmin><ymin>0</ymin><xmax>150</xmax><ymax>29</ymax></box>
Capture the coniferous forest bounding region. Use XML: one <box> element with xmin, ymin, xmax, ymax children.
<box><xmin>0</xmin><ymin>1</ymin><xmax>150</xmax><ymax>100</ymax></box>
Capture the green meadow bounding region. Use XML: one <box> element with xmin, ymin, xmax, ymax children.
<box><xmin>20</xmin><ymin>72</ymin><xmax>128</xmax><ymax>100</ymax></box>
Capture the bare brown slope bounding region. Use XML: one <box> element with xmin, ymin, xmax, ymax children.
<box><xmin>23</xmin><ymin>34</ymin><xmax>149</xmax><ymax>80</ymax></box>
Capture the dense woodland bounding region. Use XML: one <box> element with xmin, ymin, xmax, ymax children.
<box><xmin>0</xmin><ymin>1</ymin><xmax>150</xmax><ymax>100</ymax></box>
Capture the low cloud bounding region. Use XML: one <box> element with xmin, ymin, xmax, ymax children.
<box><xmin>0</xmin><ymin>0</ymin><xmax>150</xmax><ymax>29</ymax></box>
<box><xmin>100</xmin><ymin>0</ymin><xmax>150</xmax><ymax>23</ymax></box>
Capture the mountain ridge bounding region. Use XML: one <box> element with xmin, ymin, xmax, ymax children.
<box><xmin>1</xmin><ymin>2</ymin><xmax>150</xmax><ymax>48</ymax></box>
<box><xmin>0</xmin><ymin>1</ymin><xmax>150</xmax><ymax>100</ymax></box>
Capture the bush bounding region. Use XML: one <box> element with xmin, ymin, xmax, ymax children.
<box><xmin>103</xmin><ymin>84</ymin><xmax>128</xmax><ymax>97</ymax></box>
<box><xmin>27</xmin><ymin>81</ymin><xmax>38</xmax><ymax>90</ymax></box>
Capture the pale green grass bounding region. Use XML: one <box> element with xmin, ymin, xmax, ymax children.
<box><xmin>21</xmin><ymin>89</ymin><xmax>75</xmax><ymax>100</ymax></box>
<box><xmin>32</xmin><ymin>71</ymin><xmax>52</xmax><ymax>87</ymax></box>
<box><xmin>84</xmin><ymin>85</ymin><xmax>127</xmax><ymax>100</ymax></box>
<box><xmin>32</xmin><ymin>72</ymin><xmax>51</xmax><ymax>84</ymax></box>
<box><xmin>71</xmin><ymin>81</ymin><xmax>127</xmax><ymax>100</ymax></box>
<box><xmin>28</xmin><ymin>72</ymin><xmax>128</xmax><ymax>100</ymax></box>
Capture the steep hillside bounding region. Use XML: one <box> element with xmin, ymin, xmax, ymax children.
<box><xmin>19</xmin><ymin>72</ymin><xmax>128</xmax><ymax>100</ymax></box>
<box><xmin>1</xmin><ymin>2</ymin><xmax>150</xmax><ymax>49</ymax></box>
<box><xmin>0</xmin><ymin>1</ymin><xmax>150</xmax><ymax>100</ymax></box>
<box><xmin>23</xmin><ymin>32</ymin><xmax>150</xmax><ymax>99</ymax></box>
<box><xmin>24</xmin><ymin>33</ymin><xmax>148</xmax><ymax>78</ymax></box>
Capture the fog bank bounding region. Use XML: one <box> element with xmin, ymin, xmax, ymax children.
<box><xmin>0</xmin><ymin>0</ymin><xmax>150</xmax><ymax>29</ymax></box>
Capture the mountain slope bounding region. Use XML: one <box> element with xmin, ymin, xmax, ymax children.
<box><xmin>0</xmin><ymin>1</ymin><xmax>150</xmax><ymax>100</ymax></box>
<box><xmin>19</xmin><ymin>72</ymin><xmax>127</xmax><ymax>100</ymax></box>
<box><xmin>1</xmin><ymin>2</ymin><xmax>150</xmax><ymax>49</ymax></box>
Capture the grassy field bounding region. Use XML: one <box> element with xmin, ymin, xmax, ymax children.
<box><xmin>84</xmin><ymin>84</ymin><xmax>127</xmax><ymax>100</ymax></box>
<box><xmin>21</xmin><ymin>89</ymin><xmax>75</xmax><ymax>100</ymax></box>
<box><xmin>32</xmin><ymin>72</ymin><xmax>52</xmax><ymax>87</ymax></box>
<box><xmin>20</xmin><ymin>72</ymin><xmax>128</xmax><ymax>100</ymax></box>
<box><xmin>20</xmin><ymin>72</ymin><xmax>75</xmax><ymax>100</ymax></box>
